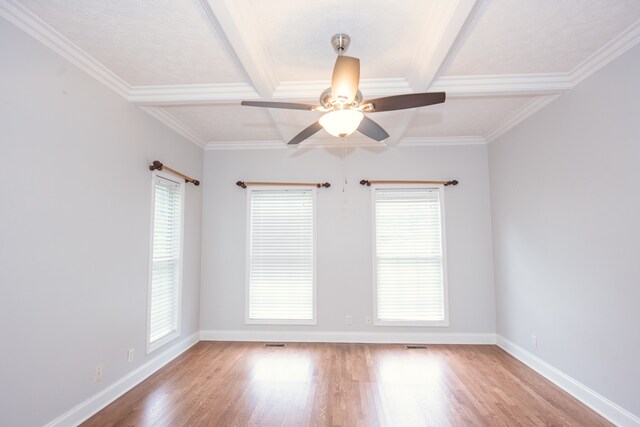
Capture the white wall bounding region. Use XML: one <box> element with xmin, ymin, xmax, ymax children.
<box><xmin>0</xmin><ymin>18</ymin><xmax>203</xmax><ymax>426</ymax></box>
<box><xmin>489</xmin><ymin>45</ymin><xmax>640</xmax><ymax>417</ymax></box>
<box><xmin>201</xmin><ymin>144</ymin><xmax>496</xmax><ymax>337</ymax></box>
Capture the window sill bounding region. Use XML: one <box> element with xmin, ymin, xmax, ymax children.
<box><xmin>374</xmin><ymin>320</ymin><xmax>449</xmax><ymax>327</ymax></box>
<box><xmin>147</xmin><ymin>330</ymin><xmax>180</xmax><ymax>354</ymax></box>
<box><xmin>245</xmin><ymin>319</ymin><xmax>317</xmax><ymax>326</ymax></box>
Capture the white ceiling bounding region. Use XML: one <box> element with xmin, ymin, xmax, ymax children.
<box><xmin>443</xmin><ymin>0</ymin><xmax>640</xmax><ymax>76</ymax></box>
<box><xmin>4</xmin><ymin>0</ymin><xmax>640</xmax><ymax>149</ymax></box>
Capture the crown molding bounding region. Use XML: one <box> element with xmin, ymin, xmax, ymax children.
<box><xmin>272</xmin><ymin>78</ymin><xmax>412</xmax><ymax>100</ymax></box>
<box><xmin>431</xmin><ymin>73</ymin><xmax>572</xmax><ymax>97</ymax></box>
<box><xmin>139</xmin><ymin>107</ymin><xmax>206</xmax><ymax>148</ymax></box>
<box><xmin>199</xmin><ymin>0</ymin><xmax>277</xmax><ymax>97</ymax></box>
<box><xmin>435</xmin><ymin>0</ymin><xmax>486</xmax><ymax>84</ymax></box>
<box><xmin>204</xmin><ymin>135</ymin><xmax>486</xmax><ymax>150</ymax></box>
<box><xmin>485</xmin><ymin>95</ymin><xmax>560</xmax><ymax>143</ymax></box>
<box><xmin>205</xmin><ymin>139</ymin><xmax>387</xmax><ymax>150</ymax></box>
<box><xmin>569</xmin><ymin>17</ymin><xmax>640</xmax><ymax>86</ymax></box>
<box><xmin>205</xmin><ymin>140</ymin><xmax>287</xmax><ymax>150</ymax></box>
<box><xmin>6</xmin><ymin>0</ymin><xmax>640</xmax><ymax>153</ymax></box>
<box><xmin>398</xmin><ymin>136</ymin><xmax>486</xmax><ymax>146</ymax></box>
<box><xmin>0</xmin><ymin>0</ymin><xmax>130</xmax><ymax>98</ymax></box>
<box><xmin>127</xmin><ymin>83</ymin><xmax>258</xmax><ymax>105</ymax></box>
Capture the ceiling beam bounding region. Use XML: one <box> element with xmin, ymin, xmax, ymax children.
<box><xmin>430</xmin><ymin>74</ymin><xmax>572</xmax><ymax>97</ymax></box>
<box><xmin>384</xmin><ymin>110</ymin><xmax>417</xmax><ymax>147</ymax></box>
<box><xmin>273</xmin><ymin>78</ymin><xmax>412</xmax><ymax>100</ymax></box>
<box><xmin>407</xmin><ymin>0</ymin><xmax>482</xmax><ymax>92</ymax></box>
<box><xmin>387</xmin><ymin>0</ymin><xmax>482</xmax><ymax>146</ymax></box>
<box><xmin>128</xmin><ymin>83</ymin><xmax>258</xmax><ymax>105</ymax></box>
<box><xmin>199</xmin><ymin>0</ymin><xmax>278</xmax><ymax>97</ymax></box>
<box><xmin>126</xmin><ymin>73</ymin><xmax>573</xmax><ymax>106</ymax></box>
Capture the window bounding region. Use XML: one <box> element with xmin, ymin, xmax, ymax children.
<box><xmin>372</xmin><ymin>185</ymin><xmax>448</xmax><ymax>326</ymax></box>
<box><xmin>147</xmin><ymin>172</ymin><xmax>184</xmax><ymax>352</ymax></box>
<box><xmin>246</xmin><ymin>188</ymin><xmax>316</xmax><ymax>324</ymax></box>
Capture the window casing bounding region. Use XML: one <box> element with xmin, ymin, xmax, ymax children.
<box><xmin>246</xmin><ymin>187</ymin><xmax>316</xmax><ymax>325</ymax></box>
<box><xmin>372</xmin><ymin>184</ymin><xmax>449</xmax><ymax>326</ymax></box>
<box><xmin>147</xmin><ymin>171</ymin><xmax>184</xmax><ymax>353</ymax></box>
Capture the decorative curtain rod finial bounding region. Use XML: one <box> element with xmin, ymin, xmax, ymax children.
<box><xmin>149</xmin><ymin>160</ymin><xmax>164</xmax><ymax>171</ymax></box>
<box><xmin>444</xmin><ymin>180</ymin><xmax>459</xmax><ymax>186</ymax></box>
<box><xmin>236</xmin><ymin>181</ymin><xmax>247</xmax><ymax>189</ymax></box>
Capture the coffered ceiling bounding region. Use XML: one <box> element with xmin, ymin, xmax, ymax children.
<box><xmin>3</xmin><ymin>0</ymin><xmax>640</xmax><ymax>149</ymax></box>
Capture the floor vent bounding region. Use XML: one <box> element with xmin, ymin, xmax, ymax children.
<box><xmin>264</xmin><ymin>343</ymin><xmax>287</xmax><ymax>348</ymax></box>
<box><xmin>405</xmin><ymin>345</ymin><xmax>428</xmax><ymax>350</ymax></box>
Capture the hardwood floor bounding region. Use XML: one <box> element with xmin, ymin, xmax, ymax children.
<box><xmin>83</xmin><ymin>342</ymin><xmax>610</xmax><ymax>426</ymax></box>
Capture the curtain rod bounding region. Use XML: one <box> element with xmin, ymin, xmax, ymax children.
<box><xmin>360</xmin><ymin>179</ymin><xmax>459</xmax><ymax>186</ymax></box>
<box><xmin>236</xmin><ymin>181</ymin><xmax>331</xmax><ymax>189</ymax></box>
<box><xmin>149</xmin><ymin>161</ymin><xmax>200</xmax><ymax>186</ymax></box>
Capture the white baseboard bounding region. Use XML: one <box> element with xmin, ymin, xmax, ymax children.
<box><xmin>496</xmin><ymin>335</ymin><xmax>640</xmax><ymax>427</ymax></box>
<box><xmin>200</xmin><ymin>330</ymin><xmax>496</xmax><ymax>345</ymax></box>
<box><xmin>45</xmin><ymin>332</ymin><xmax>200</xmax><ymax>427</ymax></box>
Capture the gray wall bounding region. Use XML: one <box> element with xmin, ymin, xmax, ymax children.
<box><xmin>201</xmin><ymin>145</ymin><xmax>496</xmax><ymax>335</ymax></box>
<box><xmin>489</xmin><ymin>45</ymin><xmax>640</xmax><ymax>416</ymax></box>
<box><xmin>0</xmin><ymin>18</ymin><xmax>203</xmax><ymax>426</ymax></box>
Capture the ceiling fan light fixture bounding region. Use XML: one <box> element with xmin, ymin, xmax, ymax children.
<box><xmin>240</xmin><ymin>34</ymin><xmax>446</xmax><ymax>145</ymax></box>
<box><xmin>319</xmin><ymin>109</ymin><xmax>364</xmax><ymax>139</ymax></box>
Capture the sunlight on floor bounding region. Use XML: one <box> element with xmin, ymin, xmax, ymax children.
<box><xmin>251</xmin><ymin>353</ymin><xmax>312</xmax><ymax>383</ymax></box>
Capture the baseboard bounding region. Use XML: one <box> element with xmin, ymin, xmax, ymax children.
<box><xmin>45</xmin><ymin>332</ymin><xmax>200</xmax><ymax>427</ymax></box>
<box><xmin>496</xmin><ymin>335</ymin><xmax>640</xmax><ymax>427</ymax></box>
<box><xmin>199</xmin><ymin>330</ymin><xmax>496</xmax><ymax>344</ymax></box>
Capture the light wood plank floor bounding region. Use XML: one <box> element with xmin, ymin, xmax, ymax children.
<box><xmin>83</xmin><ymin>342</ymin><xmax>610</xmax><ymax>426</ymax></box>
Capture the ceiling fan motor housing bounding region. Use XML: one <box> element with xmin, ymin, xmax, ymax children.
<box><xmin>319</xmin><ymin>87</ymin><xmax>363</xmax><ymax>109</ymax></box>
<box><xmin>331</xmin><ymin>33</ymin><xmax>350</xmax><ymax>55</ymax></box>
<box><xmin>240</xmin><ymin>33</ymin><xmax>445</xmax><ymax>145</ymax></box>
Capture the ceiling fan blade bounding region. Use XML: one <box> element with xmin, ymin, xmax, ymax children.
<box><xmin>241</xmin><ymin>100</ymin><xmax>315</xmax><ymax>111</ymax></box>
<box><xmin>331</xmin><ymin>55</ymin><xmax>360</xmax><ymax>104</ymax></box>
<box><xmin>288</xmin><ymin>121</ymin><xmax>323</xmax><ymax>145</ymax></box>
<box><xmin>357</xmin><ymin>116</ymin><xmax>389</xmax><ymax>141</ymax></box>
<box><xmin>364</xmin><ymin>92</ymin><xmax>446</xmax><ymax>112</ymax></box>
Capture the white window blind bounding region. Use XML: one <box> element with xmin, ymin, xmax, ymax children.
<box><xmin>148</xmin><ymin>174</ymin><xmax>183</xmax><ymax>351</ymax></box>
<box><xmin>247</xmin><ymin>189</ymin><xmax>315</xmax><ymax>323</ymax></box>
<box><xmin>373</xmin><ymin>186</ymin><xmax>447</xmax><ymax>324</ymax></box>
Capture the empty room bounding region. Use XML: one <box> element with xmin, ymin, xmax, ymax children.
<box><xmin>1</xmin><ymin>0</ymin><xmax>639</xmax><ymax>425</ymax></box>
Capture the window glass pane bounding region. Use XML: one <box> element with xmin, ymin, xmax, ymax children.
<box><xmin>149</xmin><ymin>175</ymin><xmax>182</xmax><ymax>345</ymax></box>
<box><xmin>374</xmin><ymin>187</ymin><xmax>445</xmax><ymax>322</ymax></box>
<box><xmin>249</xmin><ymin>189</ymin><xmax>314</xmax><ymax>321</ymax></box>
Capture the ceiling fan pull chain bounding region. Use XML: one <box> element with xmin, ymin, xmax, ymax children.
<box><xmin>342</xmin><ymin>142</ymin><xmax>348</xmax><ymax>192</ymax></box>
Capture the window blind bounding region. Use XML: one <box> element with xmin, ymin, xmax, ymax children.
<box><xmin>248</xmin><ymin>189</ymin><xmax>314</xmax><ymax>322</ymax></box>
<box><xmin>374</xmin><ymin>187</ymin><xmax>445</xmax><ymax>322</ymax></box>
<box><xmin>149</xmin><ymin>175</ymin><xmax>183</xmax><ymax>347</ymax></box>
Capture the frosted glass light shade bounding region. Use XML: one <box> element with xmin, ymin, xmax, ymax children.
<box><xmin>319</xmin><ymin>110</ymin><xmax>364</xmax><ymax>138</ymax></box>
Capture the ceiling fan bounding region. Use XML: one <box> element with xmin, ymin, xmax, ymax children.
<box><xmin>241</xmin><ymin>34</ymin><xmax>446</xmax><ymax>145</ymax></box>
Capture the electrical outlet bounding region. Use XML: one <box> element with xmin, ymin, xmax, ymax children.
<box><xmin>346</xmin><ymin>315</ymin><xmax>352</xmax><ymax>325</ymax></box>
<box><xmin>366</xmin><ymin>316</ymin><xmax>372</xmax><ymax>324</ymax></box>
<box><xmin>127</xmin><ymin>348</ymin><xmax>134</xmax><ymax>363</ymax></box>
<box><xmin>94</xmin><ymin>365</ymin><xmax>103</xmax><ymax>383</ymax></box>
<box><xmin>531</xmin><ymin>334</ymin><xmax>538</xmax><ymax>348</ymax></box>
